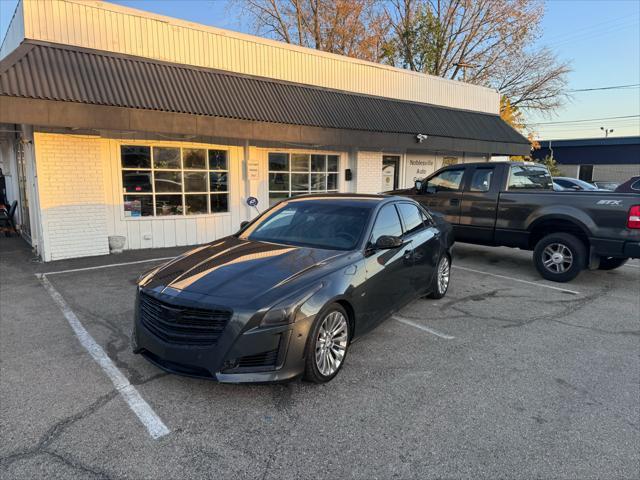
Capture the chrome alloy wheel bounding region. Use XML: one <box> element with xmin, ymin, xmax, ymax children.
<box><xmin>437</xmin><ymin>256</ymin><xmax>450</xmax><ymax>295</ymax></box>
<box><xmin>542</xmin><ymin>242</ymin><xmax>573</xmax><ymax>274</ymax></box>
<box><xmin>315</xmin><ymin>311</ymin><xmax>348</xmax><ymax>377</ymax></box>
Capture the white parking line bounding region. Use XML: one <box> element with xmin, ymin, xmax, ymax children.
<box><xmin>623</xmin><ymin>263</ymin><xmax>640</xmax><ymax>269</ymax></box>
<box><xmin>452</xmin><ymin>265</ymin><xmax>581</xmax><ymax>295</ymax></box>
<box><xmin>41</xmin><ymin>257</ymin><xmax>176</xmax><ymax>276</ymax></box>
<box><xmin>392</xmin><ymin>315</ymin><xmax>455</xmax><ymax>339</ymax></box>
<box><xmin>37</xmin><ymin>274</ymin><xmax>170</xmax><ymax>440</ymax></box>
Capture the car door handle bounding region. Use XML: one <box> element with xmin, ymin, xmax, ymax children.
<box><xmin>449</xmin><ymin>198</ymin><xmax>460</xmax><ymax>206</ymax></box>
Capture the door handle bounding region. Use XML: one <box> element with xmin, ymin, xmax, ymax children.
<box><xmin>449</xmin><ymin>198</ymin><xmax>460</xmax><ymax>206</ymax></box>
<box><xmin>403</xmin><ymin>249</ymin><xmax>413</xmax><ymax>260</ymax></box>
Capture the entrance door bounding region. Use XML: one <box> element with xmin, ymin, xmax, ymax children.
<box><xmin>15</xmin><ymin>140</ymin><xmax>31</xmax><ymax>243</ymax></box>
<box><xmin>381</xmin><ymin>156</ymin><xmax>400</xmax><ymax>192</ymax></box>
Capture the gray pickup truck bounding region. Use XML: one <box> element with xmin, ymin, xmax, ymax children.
<box><xmin>391</xmin><ymin>161</ymin><xmax>640</xmax><ymax>282</ymax></box>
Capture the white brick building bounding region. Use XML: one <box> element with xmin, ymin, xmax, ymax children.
<box><xmin>0</xmin><ymin>0</ymin><xmax>529</xmax><ymax>261</ymax></box>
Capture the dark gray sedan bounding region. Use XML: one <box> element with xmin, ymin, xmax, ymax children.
<box><xmin>133</xmin><ymin>194</ymin><xmax>453</xmax><ymax>384</ymax></box>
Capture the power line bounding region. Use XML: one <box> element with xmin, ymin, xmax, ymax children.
<box><xmin>569</xmin><ymin>83</ymin><xmax>640</xmax><ymax>92</ymax></box>
<box><xmin>528</xmin><ymin>115</ymin><xmax>640</xmax><ymax>125</ymax></box>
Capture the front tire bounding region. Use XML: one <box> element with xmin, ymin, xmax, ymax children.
<box><xmin>598</xmin><ymin>257</ymin><xmax>628</xmax><ymax>270</ymax></box>
<box><xmin>534</xmin><ymin>233</ymin><xmax>586</xmax><ymax>282</ymax></box>
<box><xmin>426</xmin><ymin>254</ymin><xmax>451</xmax><ymax>299</ymax></box>
<box><xmin>303</xmin><ymin>303</ymin><xmax>350</xmax><ymax>384</ymax></box>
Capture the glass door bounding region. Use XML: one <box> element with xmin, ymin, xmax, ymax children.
<box><xmin>382</xmin><ymin>155</ymin><xmax>400</xmax><ymax>191</ymax></box>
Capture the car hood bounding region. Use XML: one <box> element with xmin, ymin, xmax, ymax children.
<box><xmin>141</xmin><ymin>236</ymin><xmax>346</xmax><ymax>303</ymax></box>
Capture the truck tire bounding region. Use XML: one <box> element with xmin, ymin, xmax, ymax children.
<box><xmin>533</xmin><ymin>233</ymin><xmax>586</xmax><ymax>282</ymax></box>
<box><xmin>598</xmin><ymin>257</ymin><xmax>628</xmax><ymax>270</ymax></box>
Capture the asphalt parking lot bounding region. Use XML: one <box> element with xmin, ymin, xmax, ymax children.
<box><xmin>1</xmin><ymin>237</ymin><xmax>639</xmax><ymax>479</ymax></box>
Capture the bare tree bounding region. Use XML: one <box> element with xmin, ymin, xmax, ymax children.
<box><xmin>384</xmin><ymin>0</ymin><xmax>570</xmax><ymax>112</ymax></box>
<box><xmin>234</xmin><ymin>0</ymin><xmax>390</xmax><ymax>62</ymax></box>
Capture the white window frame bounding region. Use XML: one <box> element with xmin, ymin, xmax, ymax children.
<box><xmin>120</xmin><ymin>145</ymin><xmax>229</xmax><ymax>218</ymax></box>
<box><xmin>268</xmin><ymin>152</ymin><xmax>340</xmax><ymax>204</ymax></box>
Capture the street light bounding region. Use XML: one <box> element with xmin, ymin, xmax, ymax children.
<box><xmin>600</xmin><ymin>127</ymin><xmax>614</xmax><ymax>137</ymax></box>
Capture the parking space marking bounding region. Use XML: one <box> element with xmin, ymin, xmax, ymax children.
<box><xmin>37</xmin><ymin>274</ymin><xmax>170</xmax><ymax>440</ymax></box>
<box><xmin>623</xmin><ymin>263</ymin><xmax>639</xmax><ymax>269</ymax></box>
<box><xmin>452</xmin><ymin>265</ymin><xmax>581</xmax><ymax>295</ymax></box>
<box><xmin>41</xmin><ymin>257</ymin><xmax>176</xmax><ymax>276</ymax></box>
<box><xmin>392</xmin><ymin>315</ymin><xmax>455</xmax><ymax>339</ymax></box>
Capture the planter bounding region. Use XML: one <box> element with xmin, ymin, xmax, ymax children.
<box><xmin>108</xmin><ymin>235</ymin><xmax>126</xmax><ymax>254</ymax></box>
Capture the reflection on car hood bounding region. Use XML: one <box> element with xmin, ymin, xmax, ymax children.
<box><xmin>142</xmin><ymin>236</ymin><xmax>345</xmax><ymax>302</ymax></box>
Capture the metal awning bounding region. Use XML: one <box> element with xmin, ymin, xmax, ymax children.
<box><xmin>0</xmin><ymin>41</ymin><xmax>530</xmax><ymax>153</ymax></box>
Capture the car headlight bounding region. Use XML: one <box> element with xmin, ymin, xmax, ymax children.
<box><xmin>259</xmin><ymin>284</ymin><xmax>323</xmax><ymax>327</ymax></box>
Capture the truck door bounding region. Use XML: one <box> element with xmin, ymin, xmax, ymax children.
<box><xmin>457</xmin><ymin>165</ymin><xmax>499</xmax><ymax>244</ymax></box>
<box><xmin>414</xmin><ymin>167</ymin><xmax>465</xmax><ymax>225</ymax></box>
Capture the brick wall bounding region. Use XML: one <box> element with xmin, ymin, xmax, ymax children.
<box><xmin>356</xmin><ymin>151</ymin><xmax>383</xmax><ymax>194</ymax></box>
<box><xmin>34</xmin><ymin>133</ymin><xmax>109</xmax><ymax>261</ymax></box>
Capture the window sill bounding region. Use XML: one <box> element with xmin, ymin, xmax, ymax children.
<box><xmin>121</xmin><ymin>212</ymin><xmax>232</xmax><ymax>221</ymax></box>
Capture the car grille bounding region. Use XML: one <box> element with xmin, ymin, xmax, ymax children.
<box><xmin>139</xmin><ymin>292</ymin><xmax>231</xmax><ymax>346</ymax></box>
<box><xmin>237</xmin><ymin>348</ymin><xmax>279</xmax><ymax>368</ymax></box>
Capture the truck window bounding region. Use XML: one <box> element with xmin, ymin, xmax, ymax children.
<box><xmin>508</xmin><ymin>165</ymin><xmax>553</xmax><ymax>190</ymax></box>
<box><xmin>470</xmin><ymin>168</ymin><xmax>494</xmax><ymax>192</ymax></box>
<box><xmin>425</xmin><ymin>169</ymin><xmax>464</xmax><ymax>193</ymax></box>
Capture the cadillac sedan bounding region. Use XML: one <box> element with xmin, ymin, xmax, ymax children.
<box><xmin>133</xmin><ymin>194</ymin><xmax>453</xmax><ymax>383</ymax></box>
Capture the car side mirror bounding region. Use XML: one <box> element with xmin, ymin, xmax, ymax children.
<box><xmin>375</xmin><ymin>235</ymin><xmax>403</xmax><ymax>249</ymax></box>
<box><xmin>414</xmin><ymin>180</ymin><xmax>423</xmax><ymax>192</ymax></box>
<box><xmin>240</xmin><ymin>220</ymin><xmax>250</xmax><ymax>229</ymax></box>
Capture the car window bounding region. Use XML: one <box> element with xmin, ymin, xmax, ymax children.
<box><xmin>425</xmin><ymin>169</ymin><xmax>464</xmax><ymax>193</ymax></box>
<box><xmin>245</xmin><ymin>201</ymin><xmax>372</xmax><ymax>250</ymax></box>
<box><xmin>420</xmin><ymin>208</ymin><xmax>434</xmax><ymax>226</ymax></box>
<box><xmin>370</xmin><ymin>204</ymin><xmax>403</xmax><ymax>242</ymax></box>
<box><xmin>508</xmin><ymin>165</ymin><xmax>553</xmax><ymax>190</ymax></box>
<box><xmin>631</xmin><ymin>180</ymin><xmax>640</xmax><ymax>191</ymax></box>
<box><xmin>470</xmin><ymin>168</ymin><xmax>494</xmax><ymax>192</ymax></box>
<box><xmin>555</xmin><ymin>179</ymin><xmax>572</xmax><ymax>188</ymax></box>
<box><xmin>397</xmin><ymin>203</ymin><xmax>425</xmax><ymax>236</ymax></box>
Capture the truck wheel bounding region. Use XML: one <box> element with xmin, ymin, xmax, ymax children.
<box><xmin>598</xmin><ymin>257</ymin><xmax>628</xmax><ymax>270</ymax></box>
<box><xmin>533</xmin><ymin>233</ymin><xmax>586</xmax><ymax>282</ymax></box>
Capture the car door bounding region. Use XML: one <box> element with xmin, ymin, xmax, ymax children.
<box><xmin>457</xmin><ymin>165</ymin><xmax>499</xmax><ymax>244</ymax></box>
<box><xmin>359</xmin><ymin>203</ymin><xmax>414</xmax><ymax>333</ymax></box>
<box><xmin>396</xmin><ymin>202</ymin><xmax>440</xmax><ymax>295</ymax></box>
<box><xmin>411</xmin><ymin>167</ymin><xmax>466</xmax><ymax>225</ymax></box>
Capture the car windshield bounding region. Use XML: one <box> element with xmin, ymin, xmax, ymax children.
<box><xmin>243</xmin><ymin>200</ymin><xmax>373</xmax><ymax>250</ymax></box>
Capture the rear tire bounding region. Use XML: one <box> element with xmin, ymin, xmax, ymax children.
<box><xmin>533</xmin><ymin>233</ymin><xmax>586</xmax><ymax>283</ymax></box>
<box><xmin>303</xmin><ymin>303</ymin><xmax>350</xmax><ymax>384</ymax></box>
<box><xmin>598</xmin><ymin>257</ymin><xmax>628</xmax><ymax>270</ymax></box>
<box><xmin>426</xmin><ymin>254</ymin><xmax>451</xmax><ymax>299</ymax></box>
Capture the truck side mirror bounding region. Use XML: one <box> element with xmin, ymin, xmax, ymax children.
<box><xmin>414</xmin><ymin>180</ymin><xmax>423</xmax><ymax>192</ymax></box>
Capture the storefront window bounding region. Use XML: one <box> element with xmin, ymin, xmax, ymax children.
<box><xmin>268</xmin><ymin>152</ymin><xmax>339</xmax><ymax>206</ymax></box>
<box><xmin>120</xmin><ymin>145</ymin><xmax>229</xmax><ymax>217</ymax></box>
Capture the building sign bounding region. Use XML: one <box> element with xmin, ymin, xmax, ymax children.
<box><xmin>442</xmin><ymin>157</ymin><xmax>459</xmax><ymax>166</ymax></box>
<box><xmin>247</xmin><ymin>159</ymin><xmax>260</xmax><ymax>181</ymax></box>
<box><xmin>404</xmin><ymin>157</ymin><xmax>435</xmax><ymax>186</ymax></box>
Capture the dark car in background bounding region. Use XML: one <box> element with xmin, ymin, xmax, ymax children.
<box><xmin>615</xmin><ymin>176</ymin><xmax>640</xmax><ymax>193</ymax></box>
<box><xmin>389</xmin><ymin>162</ymin><xmax>640</xmax><ymax>282</ymax></box>
<box><xmin>133</xmin><ymin>194</ymin><xmax>454</xmax><ymax>384</ymax></box>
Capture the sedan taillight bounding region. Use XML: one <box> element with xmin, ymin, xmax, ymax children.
<box><xmin>628</xmin><ymin>205</ymin><xmax>640</xmax><ymax>229</ymax></box>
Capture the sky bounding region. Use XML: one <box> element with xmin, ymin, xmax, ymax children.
<box><xmin>1</xmin><ymin>0</ymin><xmax>639</xmax><ymax>140</ymax></box>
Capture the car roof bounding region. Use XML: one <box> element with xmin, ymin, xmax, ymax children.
<box><xmin>282</xmin><ymin>193</ymin><xmax>412</xmax><ymax>207</ymax></box>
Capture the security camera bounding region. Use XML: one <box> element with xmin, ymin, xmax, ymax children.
<box><xmin>416</xmin><ymin>134</ymin><xmax>428</xmax><ymax>143</ymax></box>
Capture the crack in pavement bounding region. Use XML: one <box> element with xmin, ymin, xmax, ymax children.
<box><xmin>0</xmin><ymin>390</ymin><xmax>119</xmax><ymax>478</ymax></box>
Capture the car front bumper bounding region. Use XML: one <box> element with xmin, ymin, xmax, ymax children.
<box><xmin>132</xmin><ymin>289</ymin><xmax>316</xmax><ymax>383</ymax></box>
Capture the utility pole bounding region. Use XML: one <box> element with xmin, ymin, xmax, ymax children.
<box><xmin>600</xmin><ymin>127</ymin><xmax>614</xmax><ymax>137</ymax></box>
